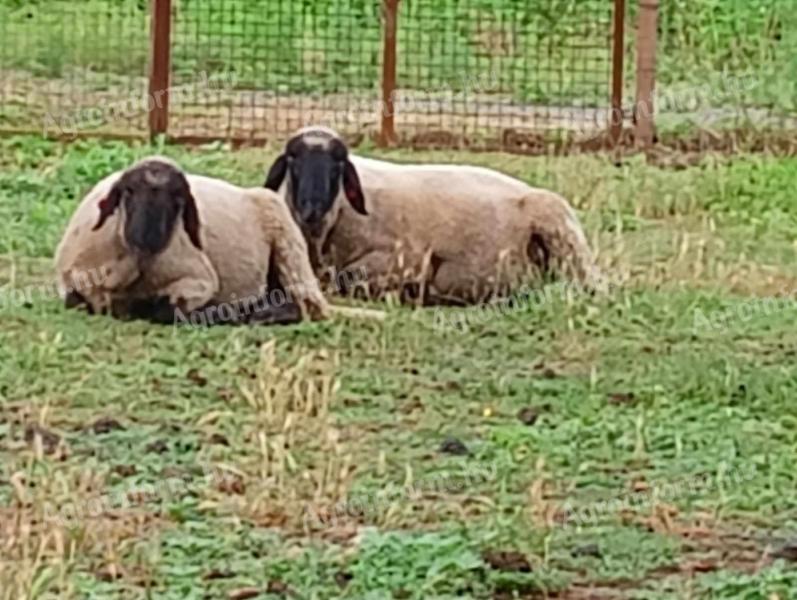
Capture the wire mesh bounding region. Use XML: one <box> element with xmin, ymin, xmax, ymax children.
<box><xmin>166</xmin><ymin>0</ymin><xmax>617</xmax><ymax>147</ymax></box>
<box><xmin>0</xmin><ymin>0</ymin><xmax>150</xmax><ymax>138</ymax></box>
<box><xmin>0</xmin><ymin>0</ymin><xmax>624</xmax><ymax>149</ymax></box>
<box><xmin>392</xmin><ymin>0</ymin><xmax>615</xmax><ymax>149</ymax></box>
<box><xmin>654</xmin><ymin>0</ymin><xmax>797</xmax><ymax>132</ymax></box>
<box><xmin>169</xmin><ymin>0</ymin><xmax>384</xmax><ymax>142</ymax></box>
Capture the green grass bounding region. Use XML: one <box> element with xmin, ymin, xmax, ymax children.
<box><xmin>651</xmin><ymin>0</ymin><xmax>797</xmax><ymax>129</ymax></box>
<box><xmin>1</xmin><ymin>0</ymin><xmax>794</xmax><ymax>114</ymax></box>
<box><xmin>0</xmin><ymin>0</ymin><xmax>612</xmax><ymax>104</ymax></box>
<box><xmin>1</xmin><ymin>135</ymin><xmax>797</xmax><ymax>598</ymax></box>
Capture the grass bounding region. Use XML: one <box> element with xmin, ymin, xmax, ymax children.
<box><xmin>0</xmin><ymin>0</ymin><xmax>612</xmax><ymax>104</ymax></box>
<box><xmin>0</xmin><ymin>0</ymin><xmax>794</xmax><ymax>114</ymax></box>
<box><xmin>1</xmin><ymin>134</ymin><xmax>797</xmax><ymax>598</ymax></box>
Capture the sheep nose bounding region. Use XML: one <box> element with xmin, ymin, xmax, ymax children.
<box><xmin>300</xmin><ymin>207</ymin><xmax>323</xmax><ymax>225</ymax></box>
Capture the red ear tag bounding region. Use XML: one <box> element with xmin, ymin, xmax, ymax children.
<box><xmin>92</xmin><ymin>197</ymin><xmax>113</xmax><ymax>231</ymax></box>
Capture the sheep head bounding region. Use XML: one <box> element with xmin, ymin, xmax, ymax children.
<box><xmin>93</xmin><ymin>157</ymin><xmax>202</xmax><ymax>256</ymax></box>
<box><xmin>264</xmin><ymin>126</ymin><xmax>366</xmax><ymax>238</ymax></box>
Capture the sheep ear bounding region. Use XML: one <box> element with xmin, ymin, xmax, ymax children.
<box><xmin>343</xmin><ymin>160</ymin><xmax>367</xmax><ymax>215</ymax></box>
<box><xmin>264</xmin><ymin>154</ymin><xmax>288</xmax><ymax>191</ymax></box>
<box><xmin>182</xmin><ymin>191</ymin><xmax>203</xmax><ymax>250</ymax></box>
<box><xmin>92</xmin><ymin>184</ymin><xmax>122</xmax><ymax>231</ymax></box>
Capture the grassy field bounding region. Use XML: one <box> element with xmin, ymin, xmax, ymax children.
<box><xmin>0</xmin><ymin>0</ymin><xmax>794</xmax><ymax>111</ymax></box>
<box><xmin>1</xmin><ymin>134</ymin><xmax>797</xmax><ymax>598</ymax></box>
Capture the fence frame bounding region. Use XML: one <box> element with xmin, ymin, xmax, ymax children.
<box><xmin>610</xmin><ymin>0</ymin><xmax>626</xmax><ymax>146</ymax></box>
<box><xmin>149</xmin><ymin>0</ymin><xmax>172</xmax><ymax>138</ymax></box>
<box><xmin>8</xmin><ymin>0</ymin><xmax>643</xmax><ymax>151</ymax></box>
<box><xmin>379</xmin><ymin>0</ymin><xmax>400</xmax><ymax>147</ymax></box>
<box><xmin>634</xmin><ymin>0</ymin><xmax>658</xmax><ymax>147</ymax></box>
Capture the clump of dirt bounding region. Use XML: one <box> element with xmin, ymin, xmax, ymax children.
<box><xmin>772</xmin><ymin>540</ymin><xmax>797</xmax><ymax>562</ymax></box>
<box><xmin>334</xmin><ymin>571</ymin><xmax>353</xmax><ymax>588</ymax></box>
<box><xmin>203</xmin><ymin>569</ymin><xmax>235</xmax><ymax>581</ymax></box>
<box><xmin>607</xmin><ymin>392</ymin><xmax>636</xmax><ymax>406</ymax></box>
<box><xmin>24</xmin><ymin>423</ymin><xmax>61</xmax><ymax>455</ymax></box>
<box><xmin>518</xmin><ymin>406</ymin><xmax>548</xmax><ymax>426</ymax></box>
<box><xmin>186</xmin><ymin>368</ymin><xmax>208</xmax><ymax>387</ymax></box>
<box><xmin>439</xmin><ymin>437</ymin><xmax>470</xmax><ymax>456</ymax></box>
<box><xmin>207</xmin><ymin>433</ymin><xmax>230</xmax><ymax>446</ymax></box>
<box><xmin>266</xmin><ymin>579</ymin><xmax>293</xmax><ymax>596</ymax></box>
<box><xmin>113</xmin><ymin>464</ymin><xmax>137</xmax><ymax>477</ymax></box>
<box><xmin>570</xmin><ymin>544</ymin><xmax>602</xmax><ymax>558</ymax></box>
<box><xmin>90</xmin><ymin>417</ymin><xmax>125</xmax><ymax>434</ymax></box>
<box><xmin>482</xmin><ymin>549</ymin><xmax>532</xmax><ymax>572</ymax></box>
<box><xmin>145</xmin><ymin>439</ymin><xmax>169</xmax><ymax>454</ymax></box>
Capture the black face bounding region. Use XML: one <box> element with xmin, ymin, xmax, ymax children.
<box><xmin>94</xmin><ymin>161</ymin><xmax>202</xmax><ymax>255</ymax></box>
<box><xmin>264</xmin><ymin>133</ymin><xmax>367</xmax><ymax>235</ymax></box>
<box><xmin>122</xmin><ymin>178</ymin><xmax>182</xmax><ymax>255</ymax></box>
<box><xmin>288</xmin><ymin>146</ymin><xmax>344</xmax><ymax>230</ymax></box>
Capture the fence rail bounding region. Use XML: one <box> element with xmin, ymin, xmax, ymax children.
<box><xmin>0</xmin><ymin>0</ymin><xmax>630</xmax><ymax>151</ymax></box>
<box><xmin>0</xmin><ymin>0</ymin><xmax>794</xmax><ymax>153</ymax></box>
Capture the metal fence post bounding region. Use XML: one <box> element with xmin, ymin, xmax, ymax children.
<box><xmin>149</xmin><ymin>0</ymin><xmax>172</xmax><ymax>139</ymax></box>
<box><xmin>634</xmin><ymin>0</ymin><xmax>658</xmax><ymax>148</ymax></box>
<box><xmin>379</xmin><ymin>0</ymin><xmax>399</xmax><ymax>147</ymax></box>
<box><xmin>610</xmin><ymin>0</ymin><xmax>626</xmax><ymax>146</ymax></box>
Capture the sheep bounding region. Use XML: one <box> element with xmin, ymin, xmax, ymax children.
<box><xmin>55</xmin><ymin>156</ymin><xmax>334</xmax><ymax>325</ymax></box>
<box><xmin>264</xmin><ymin>126</ymin><xmax>602</xmax><ymax>305</ymax></box>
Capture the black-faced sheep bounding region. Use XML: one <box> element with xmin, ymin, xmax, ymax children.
<box><xmin>55</xmin><ymin>156</ymin><xmax>331</xmax><ymax>325</ymax></box>
<box><xmin>264</xmin><ymin>126</ymin><xmax>602</xmax><ymax>305</ymax></box>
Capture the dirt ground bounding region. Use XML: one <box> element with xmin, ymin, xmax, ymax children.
<box><xmin>0</xmin><ymin>68</ymin><xmax>630</xmax><ymax>146</ymax></box>
<box><xmin>2</xmin><ymin>68</ymin><xmax>797</xmax><ymax>158</ymax></box>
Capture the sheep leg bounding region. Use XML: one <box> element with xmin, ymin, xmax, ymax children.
<box><xmin>64</xmin><ymin>289</ymin><xmax>89</xmax><ymax>311</ymax></box>
<box><xmin>123</xmin><ymin>295</ymin><xmax>184</xmax><ymax>324</ymax></box>
<box><xmin>122</xmin><ymin>296</ymin><xmax>234</xmax><ymax>327</ymax></box>
<box><xmin>65</xmin><ymin>288</ymin><xmax>118</xmax><ymax>316</ymax></box>
<box><xmin>109</xmin><ymin>276</ymin><xmax>216</xmax><ymax>324</ymax></box>
<box><xmin>124</xmin><ymin>292</ymin><xmax>303</xmax><ymax>327</ymax></box>
<box><xmin>158</xmin><ymin>276</ymin><xmax>217</xmax><ymax>315</ymax></box>
<box><xmin>66</xmin><ymin>257</ymin><xmax>141</xmax><ymax>315</ymax></box>
<box><xmin>74</xmin><ymin>289</ymin><xmax>113</xmax><ymax>315</ymax></box>
<box><xmin>243</xmin><ymin>301</ymin><xmax>304</xmax><ymax>325</ymax></box>
<box><xmin>426</xmin><ymin>260</ymin><xmax>494</xmax><ymax>306</ymax></box>
<box><xmin>121</xmin><ymin>296</ymin><xmax>218</xmax><ymax>326</ymax></box>
<box><xmin>271</xmin><ymin>234</ymin><xmax>330</xmax><ymax>321</ymax></box>
<box><xmin>339</xmin><ymin>251</ymin><xmax>406</xmax><ymax>300</ymax></box>
<box><xmin>202</xmin><ymin>296</ymin><xmax>303</xmax><ymax>326</ymax></box>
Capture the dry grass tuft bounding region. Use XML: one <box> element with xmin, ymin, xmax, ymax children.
<box><xmin>200</xmin><ymin>341</ymin><xmax>357</xmax><ymax>537</ymax></box>
<box><xmin>0</xmin><ymin>463</ymin><xmax>162</xmax><ymax>598</ymax></box>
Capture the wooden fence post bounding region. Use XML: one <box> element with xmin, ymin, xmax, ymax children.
<box><xmin>149</xmin><ymin>0</ymin><xmax>172</xmax><ymax>139</ymax></box>
<box><xmin>634</xmin><ymin>0</ymin><xmax>658</xmax><ymax>148</ymax></box>
<box><xmin>379</xmin><ymin>0</ymin><xmax>399</xmax><ymax>147</ymax></box>
<box><xmin>610</xmin><ymin>0</ymin><xmax>626</xmax><ymax>146</ymax></box>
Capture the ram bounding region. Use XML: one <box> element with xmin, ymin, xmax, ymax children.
<box><xmin>55</xmin><ymin>156</ymin><xmax>333</xmax><ymax>325</ymax></box>
<box><xmin>264</xmin><ymin>126</ymin><xmax>602</xmax><ymax>305</ymax></box>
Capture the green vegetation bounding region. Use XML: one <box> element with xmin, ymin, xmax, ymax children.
<box><xmin>0</xmin><ymin>0</ymin><xmax>794</xmax><ymax>112</ymax></box>
<box><xmin>1</xmin><ymin>135</ymin><xmax>796</xmax><ymax>598</ymax></box>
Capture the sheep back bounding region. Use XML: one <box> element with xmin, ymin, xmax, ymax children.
<box><xmin>325</xmin><ymin>156</ymin><xmax>598</xmax><ymax>298</ymax></box>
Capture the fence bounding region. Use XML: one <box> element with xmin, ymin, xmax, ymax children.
<box><xmin>652</xmin><ymin>0</ymin><xmax>797</xmax><ymax>140</ymax></box>
<box><xmin>0</xmin><ymin>0</ymin><xmax>794</xmax><ymax>153</ymax></box>
<box><xmin>0</xmin><ymin>0</ymin><xmax>627</xmax><ymax>151</ymax></box>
